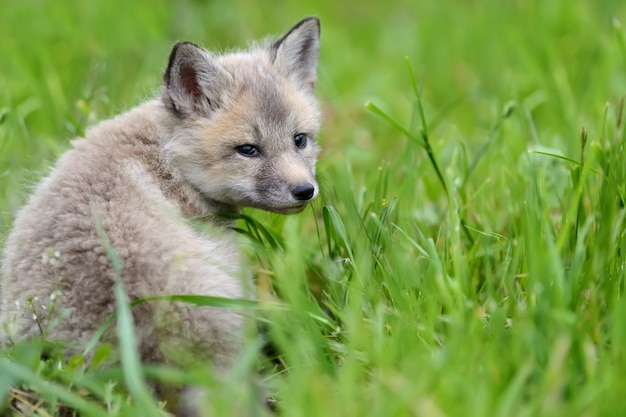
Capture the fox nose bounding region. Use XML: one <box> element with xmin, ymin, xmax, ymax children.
<box><xmin>291</xmin><ymin>183</ymin><xmax>315</xmax><ymax>201</ymax></box>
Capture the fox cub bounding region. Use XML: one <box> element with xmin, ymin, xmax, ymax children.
<box><xmin>1</xmin><ymin>17</ymin><xmax>320</xmax><ymax>379</ymax></box>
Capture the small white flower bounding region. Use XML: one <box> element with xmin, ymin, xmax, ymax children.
<box><xmin>14</xmin><ymin>301</ymin><xmax>20</xmax><ymax>308</ymax></box>
<box><xmin>50</xmin><ymin>292</ymin><xmax>56</xmax><ymax>301</ymax></box>
<box><xmin>32</xmin><ymin>314</ymin><xmax>38</xmax><ymax>320</ymax></box>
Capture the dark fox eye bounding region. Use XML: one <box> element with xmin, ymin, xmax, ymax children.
<box><xmin>294</xmin><ymin>133</ymin><xmax>307</xmax><ymax>149</ymax></box>
<box><xmin>235</xmin><ymin>144</ymin><xmax>260</xmax><ymax>157</ymax></box>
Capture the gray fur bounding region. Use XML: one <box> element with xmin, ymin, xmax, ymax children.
<box><xmin>0</xmin><ymin>17</ymin><xmax>321</xmax><ymax>413</ymax></box>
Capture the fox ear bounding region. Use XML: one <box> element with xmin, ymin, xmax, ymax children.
<box><xmin>163</xmin><ymin>42</ymin><xmax>233</xmax><ymax>116</ymax></box>
<box><xmin>271</xmin><ymin>17</ymin><xmax>320</xmax><ymax>91</ymax></box>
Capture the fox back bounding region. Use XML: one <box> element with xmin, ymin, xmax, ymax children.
<box><xmin>0</xmin><ymin>17</ymin><xmax>321</xmax><ymax>415</ymax></box>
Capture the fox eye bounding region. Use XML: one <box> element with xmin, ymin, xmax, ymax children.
<box><xmin>235</xmin><ymin>144</ymin><xmax>260</xmax><ymax>157</ymax></box>
<box><xmin>294</xmin><ymin>133</ymin><xmax>307</xmax><ymax>149</ymax></box>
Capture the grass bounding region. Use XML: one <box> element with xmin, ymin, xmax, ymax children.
<box><xmin>2</xmin><ymin>0</ymin><xmax>626</xmax><ymax>415</ymax></box>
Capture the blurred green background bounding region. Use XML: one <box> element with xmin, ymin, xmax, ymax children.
<box><xmin>3</xmin><ymin>1</ymin><xmax>626</xmax><ymax>416</ymax></box>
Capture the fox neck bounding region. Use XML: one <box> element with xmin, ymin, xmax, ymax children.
<box><xmin>130</xmin><ymin>100</ymin><xmax>240</xmax><ymax>223</ymax></box>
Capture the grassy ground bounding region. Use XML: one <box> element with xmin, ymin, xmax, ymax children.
<box><xmin>2</xmin><ymin>0</ymin><xmax>626</xmax><ymax>415</ymax></box>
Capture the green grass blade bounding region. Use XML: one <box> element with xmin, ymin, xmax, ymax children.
<box><xmin>91</xmin><ymin>205</ymin><xmax>164</xmax><ymax>416</ymax></box>
<box><xmin>0</xmin><ymin>358</ymin><xmax>110</xmax><ymax>417</ymax></box>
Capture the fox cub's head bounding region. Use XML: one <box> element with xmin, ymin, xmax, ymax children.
<box><xmin>162</xmin><ymin>17</ymin><xmax>321</xmax><ymax>214</ymax></box>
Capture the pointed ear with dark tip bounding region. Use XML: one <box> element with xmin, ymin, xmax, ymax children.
<box><xmin>163</xmin><ymin>42</ymin><xmax>233</xmax><ymax>117</ymax></box>
<box><xmin>271</xmin><ymin>17</ymin><xmax>321</xmax><ymax>91</ymax></box>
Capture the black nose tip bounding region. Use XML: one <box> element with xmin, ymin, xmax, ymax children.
<box><xmin>291</xmin><ymin>183</ymin><xmax>315</xmax><ymax>201</ymax></box>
